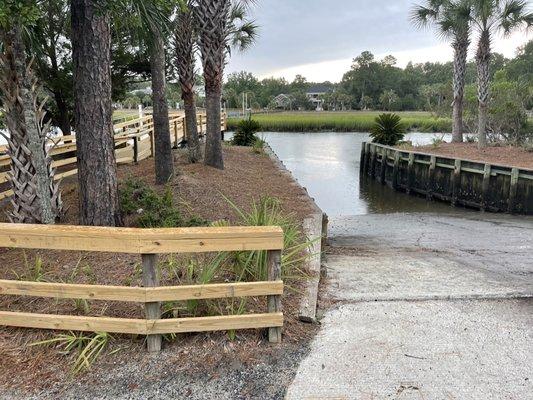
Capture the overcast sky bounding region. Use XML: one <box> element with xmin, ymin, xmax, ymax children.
<box><xmin>226</xmin><ymin>0</ymin><xmax>532</xmax><ymax>82</ymax></box>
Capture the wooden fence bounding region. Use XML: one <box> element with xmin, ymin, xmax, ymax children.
<box><xmin>0</xmin><ymin>223</ymin><xmax>284</xmax><ymax>352</ymax></box>
<box><xmin>360</xmin><ymin>142</ymin><xmax>533</xmax><ymax>214</ymax></box>
<box><xmin>0</xmin><ymin>112</ymin><xmax>227</xmax><ymax>201</ymax></box>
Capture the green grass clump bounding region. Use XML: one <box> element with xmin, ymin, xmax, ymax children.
<box><xmin>119</xmin><ymin>178</ymin><xmax>208</xmax><ymax>228</ymax></box>
<box><xmin>227</xmin><ymin>111</ymin><xmax>451</xmax><ymax>133</ymax></box>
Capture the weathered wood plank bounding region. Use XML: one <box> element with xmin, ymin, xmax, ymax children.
<box><xmin>0</xmin><ymin>311</ymin><xmax>147</xmax><ymax>334</ymax></box>
<box><xmin>142</xmin><ymin>254</ymin><xmax>161</xmax><ymax>352</ymax></box>
<box><xmin>0</xmin><ymin>224</ymin><xmax>284</xmax><ymax>254</ymax></box>
<box><xmin>149</xmin><ymin>313</ymin><xmax>283</xmax><ymax>335</ymax></box>
<box><xmin>146</xmin><ymin>281</ymin><xmax>284</xmax><ymax>302</ymax></box>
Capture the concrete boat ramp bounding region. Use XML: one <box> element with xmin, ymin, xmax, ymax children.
<box><xmin>287</xmin><ymin>212</ymin><xmax>533</xmax><ymax>399</ymax></box>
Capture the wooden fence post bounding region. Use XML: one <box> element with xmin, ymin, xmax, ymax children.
<box><xmin>360</xmin><ymin>143</ymin><xmax>367</xmax><ymax>177</ymax></box>
<box><xmin>173</xmin><ymin>120</ymin><xmax>179</xmax><ymax>148</ymax></box>
<box><xmin>133</xmin><ymin>136</ymin><xmax>139</xmax><ymax>163</ymax></box>
<box><xmin>198</xmin><ymin>114</ymin><xmax>203</xmax><ymax>135</ymax></box>
<box><xmin>451</xmin><ymin>159</ymin><xmax>462</xmax><ymax>206</ymax></box>
<box><xmin>142</xmin><ymin>254</ymin><xmax>161</xmax><ymax>353</ymax></box>
<box><xmin>508</xmin><ymin>168</ymin><xmax>519</xmax><ymax>213</ymax></box>
<box><xmin>149</xmin><ymin>131</ymin><xmax>155</xmax><ymax>157</ymax></box>
<box><xmin>481</xmin><ymin>164</ymin><xmax>491</xmax><ymax>211</ymax></box>
<box><xmin>267</xmin><ymin>249</ymin><xmax>282</xmax><ymax>343</ymax></box>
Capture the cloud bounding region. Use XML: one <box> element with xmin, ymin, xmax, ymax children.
<box><xmin>227</xmin><ymin>0</ymin><xmax>532</xmax><ymax>82</ymax></box>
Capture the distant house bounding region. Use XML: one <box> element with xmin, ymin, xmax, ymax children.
<box><xmin>273</xmin><ymin>93</ymin><xmax>292</xmax><ymax>109</ymax></box>
<box><xmin>306</xmin><ymin>84</ymin><xmax>332</xmax><ymax>111</ymax></box>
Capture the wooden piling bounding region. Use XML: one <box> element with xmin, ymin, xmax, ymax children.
<box><xmin>508</xmin><ymin>168</ymin><xmax>519</xmax><ymax>213</ymax></box>
<box><xmin>451</xmin><ymin>159</ymin><xmax>462</xmax><ymax>206</ymax></box>
<box><xmin>406</xmin><ymin>152</ymin><xmax>415</xmax><ymax>194</ymax></box>
<box><xmin>380</xmin><ymin>149</ymin><xmax>387</xmax><ymax>185</ymax></box>
<box><xmin>427</xmin><ymin>155</ymin><xmax>436</xmax><ymax>199</ymax></box>
<box><xmin>481</xmin><ymin>164</ymin><xmax>491</xmax><ymax>211</ymax></box>
<box><xmin>392</xmin><ymin>150</ymin><xmax>400</xmax><ymax>189</ymax></box>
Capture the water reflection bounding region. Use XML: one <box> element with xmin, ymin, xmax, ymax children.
<box><xmin>261</xmin><ymin>131</ymin><xmax>455</xmax><ymax>217</ymax></box>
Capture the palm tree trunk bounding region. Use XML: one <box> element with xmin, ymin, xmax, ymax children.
<box><xmin>204</xmin><ymin>80</ymin><xmax>223</xmax><ymax>169</ymax></box>
<box><xmin>175</xmin><ymin>6</ymin><xmax>201</xmax><ymax>163</ymax></box>
<box><xmin>476</xmin><ymin>29</ymin><xmax>491</xmax><ymax>148</ymax></box>
<box><xmin>182</xmin><ymin>90</ymin><xmax>201</xmax><ymax>163</ymax></box>
<box><xmin>0</xmin><ymin>25</ymin><xmax>61</xmax><ymax>224</ymax></box>
<box><xmin>451</xmin><ymin>33</ymin><xmax>469</xmax><ymax>143</ymax></box>
<box><xmin>150</xmin><ymin>31</ymin><xmax>174</xmax><ymax>185</ymax></box>
<box><xmin>71</xmin><ymin>0</ymin><xmax>121</xmax><ymax>226</ymax></box>
<box><xmin>195</xmin><ymin>0</ymin><xmax>230</xmax><ymax>170</ymax></box>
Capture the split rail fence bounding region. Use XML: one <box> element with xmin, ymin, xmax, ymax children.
<box><xmin>0</xmin><ymin>112</ymin><xmax>227</xmax><ymax>201</ymax></box>
<box><xmin>0</xmin><ymin>223</ymin><xmax>284</xmax><ymax>352</ymax></box>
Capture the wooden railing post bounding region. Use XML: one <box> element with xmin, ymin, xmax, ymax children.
<box><xmin>451</xmin><ymin>159</ymin><xmax>462</xmax><ymax>206</ymax></box>
<box><xmin>149</xmin><ymin>130</ymin><xmax>155</xmax><ymax>157</ymax></box>
<box><xmin>427</xmin><ymin>155</ymin><xmax>436</xmax><ymax>200</ymax></box>
<box><xmin>392</xmin><ymin>150</ymin><xmax>400</xmax><ymax>189</ymax></box>
<box><xmin>481</xmin><ymin>163</ymin><xmax>492</xmax><ymax>211</ymax></box>
<box><xmin>380</xmin><ymin>149</ymin><xmax>387</xmax><ymax>185</ymax></box>
<box><xmin>142</xmin><ymin>253</ymin><xmax>161</xmax><ymax>353</ymax></box>
<box><xmin>173</xmin><ymin>120</ymin><xmax>179</xmax><ymax>148</ymax></box>
<box><xmin>133</xmin><ymin>136</ymin><xmax>139</xmax><ymax>163</ymax></box>
<box><xmin>267</xmin><ymin>249</ymin><xmax>282</xmax><ymax>343</ymax></box>
<box><xmin>406</xmin><ymin>152</ymin><xmax>415</xmax><ymax>194</ymax></box>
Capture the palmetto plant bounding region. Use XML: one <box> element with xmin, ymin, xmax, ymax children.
<box><xmin>470</xmin><ymin>0</ymin><xmax>533</xmax><ymax>148</ymax></box>
<box><xmin>412</xmin><ymin>0</ymin><xmax>472</xmax><ymax>143</ymax></box>
<box><xmin>369</xmin><ymin>113</ymin><xmax>406</xmax><ymax>146</ymax></box>
<box><xmin>0</xmin><ymin>23</ymin><xmax>62</xmax><ymax>224</ymax></box>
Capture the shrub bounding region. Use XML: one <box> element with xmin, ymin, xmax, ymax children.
<box><xmin>119</xmin><ymin>178</ymin><xmax>207</xmax><ymax>228</ymax></box>
<box><xmin>232</xmin><ymin>117</ymin><xmax>261</xmax><ymax>146</ymax></box>
<box><xmin>369</xmin><ymin>113</ymin><xmax>406</xmax><ymax>146</ymax></box>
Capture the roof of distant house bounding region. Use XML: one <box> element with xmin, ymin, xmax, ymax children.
<box><xmin>306</xmin><ymin>84</ymin><xmax>334</xmax><ymax>94</ymax></box>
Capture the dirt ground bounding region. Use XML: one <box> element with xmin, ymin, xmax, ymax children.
<box><xmin>407</xmin><ymin>142</ymin><xmax>533</xmax><ymax>170</ymax></box>
<box><xmin>0</xmin><ymin>145</ymin><xmax>318</xmax><ymax>396</ymax></box>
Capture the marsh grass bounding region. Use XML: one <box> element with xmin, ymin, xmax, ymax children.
<box><xmin>228</xmin><ymin>111</ymin><xmax>451</xmax><ymax>133</ymax></box>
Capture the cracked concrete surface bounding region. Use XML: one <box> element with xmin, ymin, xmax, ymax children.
<box><xmin>287</xmin><ymin>212</ymin><xmax>533</xmax><ymax>400</ymax></box>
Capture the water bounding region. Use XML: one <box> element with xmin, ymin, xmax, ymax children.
<box><xmin>260</xmin><ymin>131</ymin><xmax>460</xmax><ymax>217</ymax></box>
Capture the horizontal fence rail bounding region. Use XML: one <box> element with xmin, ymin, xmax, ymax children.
<box><xmin>360</xmin><ymin>142</ymin><xmax>533</xmax><ymax>214</ymax></box>
<box><xmin>0</xmin><ymin>112</ymin><xmax>227</xmax><ymax>201</ymax></box>
<box><xmin>0</xmin><ymin>223</ymin><xmax>284</xmax><ymax>352</ymax></box>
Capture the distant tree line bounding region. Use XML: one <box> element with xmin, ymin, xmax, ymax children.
<box><xmin>223</xmin><ymin>42</ymin><xmax>532</xmax><ymax>115</ymax></box>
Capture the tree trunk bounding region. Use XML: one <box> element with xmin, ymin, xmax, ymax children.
<box><xmin>175</xmin><ymin>4</ymin><xmax>201</xmax><ymax>163</ymax></box>
<box><xmin>0</xmin><ymin>25</ymin><xmax>61</xmax><ymax>224</ymax></box>
<box><xmin>150</xmin><ymin>31</ymin><xmax>174</xmax><ymax>185</ymax></box>
<box><xmin>451</xmin><ymin>34</ymin><xmax>469</xmax><ymax>143</ymax></box>
<box><xmin>476</xmin><ymin>29</ymin><xmax>491</xmax><ymax>149</ymax></box>
<box><xmin>55</xmin><ymin>92</ymin><xmax>72</xmax><ymax>136</ymax></box>
<box><xmin>71</xmin><ymin>0</ymin><xmax>121</xmax><ymax>226</ymax></box>
<box><xmin>204</xmin><ymin>82</ymin><xmax>224</xmax><ymax>169</ymax></box>
<box><xmin>182</xmin><ymin>90</ymin><xmax>202</xmax><ymax>163</ymax></box>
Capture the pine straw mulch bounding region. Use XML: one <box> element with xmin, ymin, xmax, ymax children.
<box><xmin>403</xmin><ymin>142</ymin><xmax>533</xmax><ymax>170</ymax></box>
<box><xmin>0</xmin><ymin>145</ymin><xmax>319</xmax><ymax>393</ymax></box>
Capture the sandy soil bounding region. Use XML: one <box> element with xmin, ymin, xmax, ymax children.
<box><xmin>407</xmin><ymin>142</ymin><xmax>533</xmax><ymax>170</ymax></box>
<box><xmin>0</xmin><ymin>145</ymin><xmax>318</xmax><ymax>396</ymax></box>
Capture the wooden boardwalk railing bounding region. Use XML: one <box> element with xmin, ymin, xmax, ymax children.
<box><xmin>0</xmin><ymin>112</ymin><xmax>227</xmax><ymax>200</ymax></box>
<box><xmin>0</xmin><ymin>223</ymin><xmax>283</xmax><ymax>352</ymax></box>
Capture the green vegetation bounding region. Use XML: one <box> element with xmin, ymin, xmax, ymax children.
<box><xmin>232</xmin><ymin>117</ymin><xmax>262</xmax><ymax>146</ymax></box>
<box><xmin>119</xmin><ymin>178</ymin><xmax>208</xmax><ymax>228</ymax></box>
<box><xmin>370</xmin><ymin>114</ymin><xmax>406</xmax><ymax>146</ymax></box>
<box><xmin>228</xmin><ymin>111</ymin><xmax>451</xmax><ymax>133</ymax></box>
<box><xmin>31</xmin><ymin>331</ymin><xmax>113</xmax><ymax>374</ymax></box>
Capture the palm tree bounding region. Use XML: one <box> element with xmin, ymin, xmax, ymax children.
<box><xmin>194</xmin><ymin>0</ymin><xmax>257</xmax><ymax>169</ymax></box>
<box><xmin>175</xmin><ymin>1</ymin><xmax>202</xmax><ymax>163</ymax></box>
<box><xmin>0</xmin><ymin>24</ymin><xmax>62</xmax><ymax>223</ymax></box>
<box><xmin>471</xmin><ymin>0</ymin><xmax>532</xmax><ymax>148</ymax></box>
<box><xmin>194</xmin><ymin>0</ymin><xmax>231</xmax><ymax>169</ymax></box>
<box><xmin>71</xmin><ymin>0</ymin><xmax>121</xmax><ymax>226</ymax></box>
<box><xmin>412</xmin><ymin>0</ymin><xmax>472</xmax><ymax>143</ymax></box>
